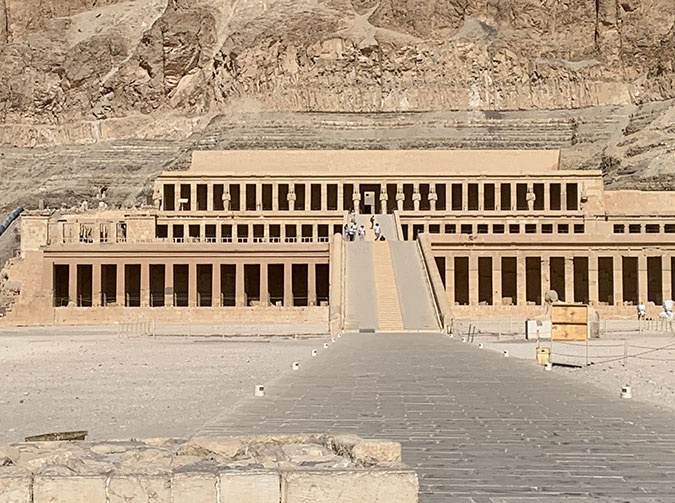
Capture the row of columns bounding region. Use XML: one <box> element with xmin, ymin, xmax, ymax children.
<box><xmin>58</xmin><ymin>261</ymin><xmax>324</xmax><ymax>308</ymax></box>
<box><xmin>443</xmin><ymin>254</ymin><xmax>672</xmax><ymax>306</ymax></box>
<box><xmin>164</xmin><ymin>182</ymin><xmax>340</xmax><ymax>212</ymax></box>
<box><xmin>163</xmin><ymin>222</ymin><xmax>337</xmax><ymax>242</ymax></box>
<box><xmin>161</xmin><ymin>181</ymin><xmax>581</xmax><ymax>213</ymax></box>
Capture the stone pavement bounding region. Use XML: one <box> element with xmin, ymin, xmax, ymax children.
<box><xmin>199</xmin><ymin>333</ymin><xmax>675</xmax><ymax>502</ymax></box>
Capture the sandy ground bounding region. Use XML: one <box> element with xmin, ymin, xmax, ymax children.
<box><xmin>0</xmin><ymin>329</ymin><xmax>323</xmax><ymax>444</ymax></box>
<box><xmin>454</xmin><ymin>318</ymin><xmax>675</xmax><ymax>414</ymax></box>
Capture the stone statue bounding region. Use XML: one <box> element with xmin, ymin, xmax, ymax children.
<box><xmin>287</xmin><ymin>187</ymin><xmax>297</xmax><ymax>211</ymax></box>
<box><xmin>222</xmin><ymin>187</ymin><xmax>231</xmax><ymax>211</ymax></box>
<box><xmin>152</xmin><ymin>187</ymin><xmax>162</xmax><ymax>209</ymax></box>
<box><xmin>428</xmin><ymin>186</ymin><xmax>438</xmax><ymax>211</ymax></box>
<box><xmin>412</xmin><ymin>188</ymin><xmax>422</xmax><ymax>211</ymax></box>
<box><xmin>379</xmin><ymin>188</ymin><xmax>388</xmax><ymax>214</ymax></box>
<box><xmin>352</xmin><ymin>189</ymin><xmax>361</xmax><ymax>214</ymax></box>
<box><xmin>396</xmin><ymin>188</ymin><xmax>405</xmax><ymax>211</ymax></box>
<box><xmin>526</xmin><ymin>187</ymin><xmax>536</xmax><ymax>211</ymax></box>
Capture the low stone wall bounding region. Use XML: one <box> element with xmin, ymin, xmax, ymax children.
<box><xmin>0</xmin><ymin>434</ymin><xmax>418</xmax><ymax>503</ymax></box>
<box><xmin>2</xmin><ymin>304</ymin><xmax>329</xmax><ymax>327</ymax></box>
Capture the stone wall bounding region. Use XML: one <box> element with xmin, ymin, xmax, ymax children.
<box><xmin>0</xmin><ymin>434</ymin><xmax>419</xmax><ymax>503</ymax></box>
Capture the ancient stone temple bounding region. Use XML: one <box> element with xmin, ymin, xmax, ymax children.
<box><xmin>5</xmin><ymin>149</ymin><xmax>675</xmax><ymax>328</ymax></box>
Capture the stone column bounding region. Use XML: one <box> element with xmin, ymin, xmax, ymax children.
<box><xmin>638</xmin><ymin>255</ymin><xmax>648</xmax><ymax>304</ymax></box>
<box><xmin>541</xmin><ymin>256</ymin><xmax>550</xmax><ymax>298</ymax></box>
<box><xmin>284</xmin><ymin>263</ymin><xmax>294</xmax><ymax>307</ymax></box>
<box><xmin>207</xmin><ymin>184</ymin><xmax>214</xmax><ymax>212</ymax></box>
<box><xmin>352</xmin><ymin>187</ymin><xmax>361</xmax><ymax>214</ymax></box>
<box><xmin>188</xmin><ymin>262</ymin><xmax>197</xmax><ymax>307</ymax></box>
<box><xmin>544</xmin><ymin>183</ymin><xmax>551</xmax><ymax>211</ymax></box>
<box><xmin>92</xmin><ymin>262</ymin><xmax>102</xmax><ymax>307</ymax></box>
<box><xmin>272</xmin><ymin>183</ymin><xmax>279</xmax><ymax>211</ymax></box>
<box><xmin>260</xmin><ymin>262</ymin><xmax>269</xmax><ymax>306</ymax></box>
<box><xmin>663</xmin><ymin>257</ymin><xmax>672</xmax><ymax>302</ymax></box>
<box><xmin>173</xmin><ymin>183</ymin><xmax>179</xmax><ymax>212</ymax></box>
<box><xmin>321</xmin><ymin>184</ymin><xmax>328</xmax><ymax>212</ymax></box>
<box><xmin>212</xmin><ymin>264</ymin><xmax>221</xmax><ymax>307</ymax></box>
<box><xmin>190</xmin><ymin>183</ymin><xmax>197</xmax><ymax>212</ymax></box>
<box><xmin>165</xmin><ymin>263</ymin><xmax>174</xmax><ymax>307</ymax></box>
<box><xmin>308</xmin><ymin>263</ymin><xmax>317</xmax><ymax>306</ymax></box>
<box><xmin>613</xmin><ymin>255</ymin><xmax>623</xmax><ymax>305</ymax></box>
<box><xmin>565</xmin><ymin>257</ymin><xmax>574</xmax><ymax>303</ymax></box>
<box><xmin>495</xmin><ymin>184</ymin><xmax>501</xmax><ymax>211</ymax></box>
<box><xmin>492</xmin><ymin>255</ymin><xmax>501</xmax><ymax>306</ymax></box>
<box><xmin>446</xmin><ymin>256</ymin><xmax>455</xmax><ymax>305</ymax></box>
<box><xmin>469</xmin><ymin>255</ymin><xmax>478</xmax><ymax>306</ymax></box>
<box><xmin>516</xmin><ymin>256</ymin><xmax>526</xmax><ymax>306</ymax></box>
<box><xmin>116</xmin><ymin>263</ymin><xmax>125</xmax><ymax>307</ymax></box>
<box><xmin>68</xmin><ymin>263</ymin><xmax>78</xmax><ymax>307</ymax></box>
<box><xmin>380</xmin><ymin>184</ymin><xmax>388</xmax><ymax>214</ymax></box>
<box><xmin>337</xmin><ymin>184</ymin><xmax>344</xmax><ymax>211</ymax></box>
<box><xmin>561</xmin><ymin>184</ymin><xmax>568</xmax><ymax>211</ymax></box>
<box><xmin>256</xmin><ymin>182</ymin><xmax>262</xmax><ymax>211</ymax></box>
<box><xmin>462</xmin><ymin>182</ymin><xmax>468</xmax><ymax>211</ymax></box>
<box><xmin>588</xmin><ymin>254</ymin><xmax>599</xmax><ymax>305</ymax></box>
<box><xmin>236</xmin><ymin>262</ymin><xmax>246</xmax><ymax>307</ymax></box>
<box><xmin>478</xmin><ymin>183</ymin><xmax>484</xmax><ymax>211</ymax></box>
<box><xmin>199</xmin><ymin>222</ymin><xmax>206</xmax><ymax>242</ymax></box>
<box><xmin>140</xmin><ymin>262</ymin><xmax>150</xmax><ymax>307</ymax></box>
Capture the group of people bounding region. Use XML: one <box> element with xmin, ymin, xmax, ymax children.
<box><xmin>343</xmin><ymin>213</ymin><xmax>385</xmax><ymax>242</ymax></box>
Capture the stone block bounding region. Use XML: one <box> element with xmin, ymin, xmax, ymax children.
<box><xmin>171</xmin><ymin>472</ymin><xmax>217</xmax><ymax>503</ymax></box>
<box><xmin>219</xmin><ymin>471</ymin><xmax>280</xmax><ymax>503</ymax></box>
<box><xmin>0</xmin><ymin>468</ymin><xmax>31</xmax><ymax>503</ymax></box>
<box><xmin>282</xmin><ymin>470</ymin><xmax>418</xmax><ymax>503</ymax></box>
<box><xmin>352</xmin><ymin>440</ymin><xmax>402</xmax><ymax>464</ymax></box>
<box><xmin>108</xmin><ymin>475</ymin><xmax>171</xmax><ymax>503</ymax></box>
<box><xmin>33</xmin><ymin>475</ymin><xmax>107</xmax><ymax>503</ymax></box>
<box><xmin>0</xmin><ymin>445</ymin><xmax>21</xmax><ymax>465</ymax></box>
<box><xmin>178</xmin><ymin>436</ymin><xmax>244</xmax><ymax>460</ymax></box>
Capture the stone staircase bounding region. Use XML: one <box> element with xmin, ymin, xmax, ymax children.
<box><xmin>371</xmin><ymin>241</ymin><xmax>405</xmax><ymax>332</ymax></box>
<box><xmin>343</xmin><ymin>214</ymin><xmax>439</xmax><ymax>333</ymax></box>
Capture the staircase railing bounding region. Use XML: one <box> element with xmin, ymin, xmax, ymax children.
<box><xmin>392</xmin><ymin>210</ymin><xmax>404</xmax><ymax>240</ymax></box>
<box><xmin>416</xmin><ymin>233</ymin><xmax>454</xmax><ymax>333</ymax></box>
<box><xmin>329</xmin><ymin>231</ymin><xmax>345</xmax><ymax>337</ymax></box>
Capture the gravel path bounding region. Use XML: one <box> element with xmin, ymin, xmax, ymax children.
<box><xmin>0</xmin><ymin>331</ymin><xmax>322</xmax><ymax>443</ymax></box>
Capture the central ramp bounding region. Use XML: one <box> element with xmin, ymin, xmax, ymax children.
<box><xmin>371</xmin><ymin>241</ymin><xmax>405</xmax><ymax>332</ymax></box>
<box><xmin>344</xmin><ymin>215</ymin><xmax>440</xmax><ymax>332</ymax></box>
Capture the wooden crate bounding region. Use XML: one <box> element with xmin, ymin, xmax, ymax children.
<box><xmin>551</xmin><ymin>305</ymin><xmax>588</xmax><ymax>324</ymax></box>
<box><xmin>551</xmin><ymin>304</ymin><xmax>588</xmax><ymax>341</ymax></box>
<box><xmin>551</xmin><ymin>323</ymin><xmax>588</xmax><ymax>341</ymax></box>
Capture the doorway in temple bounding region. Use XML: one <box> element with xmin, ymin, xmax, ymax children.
<box><xmin>359</xmin><ymin>184</ymin><xmax>380</xmax><ymax>214</ymax></box>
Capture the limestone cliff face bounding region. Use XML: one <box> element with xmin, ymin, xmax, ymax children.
<box><xmin>0</xmin><ymin>0</ymin><xmax>673</xmax><ymax>125</ymax></box>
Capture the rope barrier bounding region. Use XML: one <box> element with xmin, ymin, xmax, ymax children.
<box><xmin>584</xmin><ymin>341</ymin><xmax>675</xmax><ymax>366</ymax></box>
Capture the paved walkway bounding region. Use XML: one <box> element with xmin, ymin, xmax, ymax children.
<box><xmin>199</xmin><ymin>333</ymin><xmax>675</xmax><ymax>502</ymax></box>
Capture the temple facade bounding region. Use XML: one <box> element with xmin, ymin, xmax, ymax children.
<box><xmin>4</xmin><ymin>149</ymin><xmax>675</xmax><ymax>328</ymax></box>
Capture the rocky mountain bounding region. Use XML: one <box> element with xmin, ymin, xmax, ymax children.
<box><xmin>0</xmin><ymin>0</ymin><xmax>672</xmax><ymax>215</ymax></box>
<box><xmin>0</xmin><ymin>0</ymin><xmax>673</xmax><ymax>127</ymax></box>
